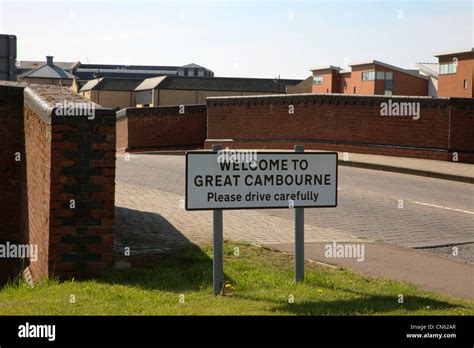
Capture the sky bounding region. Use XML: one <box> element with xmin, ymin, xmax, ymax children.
<box><xmin>1</xmin><ymin>0</ymin><xmax>473</xmax><ymax>79</ymax></box>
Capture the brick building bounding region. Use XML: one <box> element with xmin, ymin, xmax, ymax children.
<box><xmin>435</xmin><ymin>48</ymin><xmax>474</xmax><ymax>98</ymax></box>
<box><xmin>133</xmin><ymin>75</ymin><xmax>302</xmax><ymax>107</ymax></box>
<box><xmin>311</xmin><ymin>60</ymin><xmax>429</xmax><ymax>96</ymax></box>
<box><xmin>79</xmin><ymin>77</ymin><xmax>143</xmax><ymax>109</ymax></box>
<box><xmin>17</xmin><ymin>60</ymin><xmax>214</xmax><ymax>81</ymax></box>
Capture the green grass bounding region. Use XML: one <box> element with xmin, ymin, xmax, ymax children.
<box><xmin>0</xmin><ymin>242</ymin><xmax>472</xmax><ymax>315</ymax></box>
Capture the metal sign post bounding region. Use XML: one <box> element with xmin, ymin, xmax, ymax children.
<box><xmin>294</xmin><ymin>145</ymin><xmax>305</xmax><ymax>282</ymax></box>
<box><xmin>212</xmin><ymin>144</ymin><xmax>224</xmax><ymax>295</ymax></box>
<box><xmin>186</xmin><ymin>147</ymin><xmax>338</xmax><ymax>294</ymax></box>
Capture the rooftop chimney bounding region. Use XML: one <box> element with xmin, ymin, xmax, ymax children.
<box><xmin>46</xmin><ymin>56</ymin><xmax>54</xmax><ymax>66</ymax></box>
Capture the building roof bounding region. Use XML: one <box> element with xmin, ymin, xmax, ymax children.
<box><xmin>135</xmin><ymin>76</ymin><xmax>302</xmax><ymax>93</ymax></box>
<box><xmin>134</xmin><ymin>76</ymin><xmax>168</xmax><ymax>91</ymax></box>
<box><xmin>434</xmin><ymin>48</ymin><xmax>474</xmax><ymax>57</ymax></box>
<box><xmin>74</xmin><ymin>67</ymin><xmax>177</xmax><ymax>80</ymax></box>
<box><xmin>349</xmin><ymin>60</ymin><xmax>429</xmax><ymax>80</ymax></box>
<box><xmin>80</xmin><ymin>77</ymin><xmax>144</xmax><ymax>92</ymax></box>
<box><xmin>20</xmin><ymin>60</ymin><xmax>74</xmax><ymax>80</ymax></box>
<box><xmin>74</xmin><ymin>63</ymin><xmax>213</xmax><ymax>80</ymax></box>
<box><xmin>72</xmin><ymin>79</ymin><xmax>90</xmax><ymax>89</ymax></box>
<box><xmin>310</xmin><ymin>65</ymin><xmax>342</xmax><ymax>72</ymax></box>
<box><xmin>415</xmin><ymin>63</ymin><xmax>439</xmax><ymax>78</ymax></box>
<box><xmin>180</xmin><ymin>63</ymin><xmax>206</xmax><ymax>69</ymax></box>
<box><xmin>18</xmin><ymin>60</ymin><xmax>78</xmax><ymax>72</ymax></box>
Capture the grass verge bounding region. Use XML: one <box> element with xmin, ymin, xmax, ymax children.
<box><xmin>0</xmin><ymin>242</ymin><xmax>472</xmax><ymax>315</ymax></box>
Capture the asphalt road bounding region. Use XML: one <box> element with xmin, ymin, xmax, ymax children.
<box><xmin>117</xmin><ymin>154</ymin><xmax>474</xmax><ymax>261</ymax></box>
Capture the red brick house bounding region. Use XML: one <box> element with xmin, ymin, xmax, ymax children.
<box><xmin>311</xmin><ymin>60</ymin><xmax>429</xmax><ymax>96</ymax></box>
<box><xmin>435</xmin><ymin>48</ymin><xmax>474</xmax><ymax>98</ymax></box>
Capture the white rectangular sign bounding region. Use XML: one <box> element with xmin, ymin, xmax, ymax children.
<box><xmin>186</xmin><ymin>151</ymin><xmax>338</xmax><ymax>210</ymax></box>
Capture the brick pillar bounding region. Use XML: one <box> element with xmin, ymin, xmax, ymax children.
<box><xmin>23</xmin><ymin>86</ymin><xmax>116</xmax><ymax>281</ymax></box>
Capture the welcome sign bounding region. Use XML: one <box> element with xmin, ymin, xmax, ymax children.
<box><xmin>186</xmin><ymin>151</ymin><xmax>338</xmax><ymax>210</ymax></box>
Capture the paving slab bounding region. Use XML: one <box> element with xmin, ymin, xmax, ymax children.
<box><xmin>117</xmin><ymin>154</ymin><xmax>474</xmax><ymax>250</ymax></box>
<box><xmin>115</xmin><ymin>181</ymin><xmax>366</xmax><ymax>255</ymax></box>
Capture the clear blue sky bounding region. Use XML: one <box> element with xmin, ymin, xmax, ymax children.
<box><xmin>1</xmin><ymin>0</ymin><xmax>472</xmax><ymax>79</ymax></box>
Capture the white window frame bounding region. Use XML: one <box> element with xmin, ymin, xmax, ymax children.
<box><xmin>362</xmin><ymin>71</ymin><xmax>375</xmax><ymax>81</ymax></box>
<box><xmin>313</xmin><ymin>75</ymin><xmax>324</xmax><ymax>85</ymax></box>
<box><xmin>439</xmin><ymin>63</ymin><xmax>457</xmax><ymax>75</ymax></box>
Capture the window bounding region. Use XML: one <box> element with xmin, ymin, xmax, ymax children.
<box><xmin>353</xmin><ymin>87</ymin><xmax>356</xmax><ymax>94</ymax></box>
<box><xmin>362</xmin><ymin>71</ymin><xmax>375</xmax><ymax>81</ymax></box>
<box><xmin>464</xmin><ymin>80</ymin><xmax>468</xmax><ymax>90</ymax></box>
<box><xmin>188</xmin><ymin>69</ymin><xmax>194</xmax><ymax>76</ymax></box>
<box><xmin>439</xmin><ymin>63</ymin><xmax>457</xmax><ymax>75</ymax></box>
<box><xmin>376</xmin><ymin>71</ymin><xmax>385</xmax><ymax>80</ymax></box>
<box><xmin>313</xmin><ymin>76</ymin><xmax>323</xmax><ymax>85</ymax></box>
<box><xmin>384</xmin><ymin>79</ymin><xmax>393</xmax><ymax>95</ymax></box>
<box><xmin>198</xmin><ymin>69</ymin><xmax>205</xmax><ymax>77</ymax></box>
<box><xmin>375</xmin><ymin>71</ymin><xmax>393</xmax><ymax>80</ymax></box>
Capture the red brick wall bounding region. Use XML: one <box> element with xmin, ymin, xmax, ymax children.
<box><xmin>0</xmin><ymin>82</ymin><xmax>116</xmax><ymax>285</ymax></box>
<box><xmin>22</xmin><ymin>104</ymin><xmax>52</xmax><ymax>280</ymax></box>
<box><xmin>205</xmin><ymin>94</ymin><xmax>474</xmax><ymax>163</ymax></box>
<box><xmin>48</xmin><ymin>112</ymin><xmax>116</xmax><ymax>278</ymax></box>
<box><xmin>0</xmin><ymin>83</ymin><xmax>25</xmax><ymax>284</ymax></box>
<box><xmin>116</xmin><ymin>117</ymin><xmax>128</xmax><ymax>152</ymax></box>
<box><xmin>450</xmin><ymin>99</ymin><xmax>474</xmax><ymax>162</ymax></box>
<box><xmin>116</xmin><ymin>105</ymin><xmax>207</xmax><ymax>152</ymax></box>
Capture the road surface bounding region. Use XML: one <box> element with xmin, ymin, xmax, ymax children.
<box><xmin>116</xmin><ymin>154</ymin><xmax>474</xmax><ymax>261</ymax></box>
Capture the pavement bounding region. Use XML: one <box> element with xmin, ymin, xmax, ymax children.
<box><xmin>337</xmin><ymin>152</ymin><xmax>474</xmax><ymax>183</ymax></box>
<box><xmin>264</xmin><ymin>242</ymin><xmax>474</xmax><ymax>300</ymax></box>
<box><xmin>115</xmin><ymin>152</ymin><xmax>474</xmax><ymax>300</ymax></box>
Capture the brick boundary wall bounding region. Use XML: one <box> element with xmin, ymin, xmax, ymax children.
<box><xmin>205</xmin><ymin>93</ymin><xmax>474</xmax><ymax>163</ymax></box>
<box><xmin>0</xmin><ymin>82</ymin><xmax>116</xmax><ymax>285</ymax></box>
<box><xmin>116</xmin><ymin>105</ymin><xmax>207</xmax><ymax>153</ymax></box>
<box><xmin>0</xmin><ymin>82</ymin><xmax>25</xmax><ymax>283</ymax></box>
